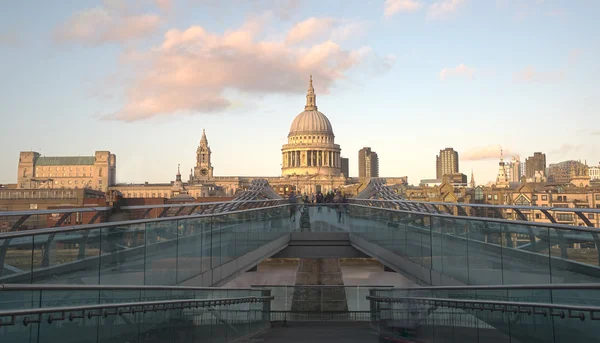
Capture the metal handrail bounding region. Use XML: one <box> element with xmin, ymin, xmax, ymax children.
<box><xmin>0</xmin><ymin>203</ymin><xmax>290</xmax><ymax>239</ymax></box>
<box><xmin>354</xmin><ymin>199</ymin><xmax>600</xmax><ymax>213</ymax></box>
<box><xmin>4</xmin><ymin>197</ymin><xmax>598</xmax><ymax>217</ymax></box>
<box><xmin>121</xmin><ymin>199</ymin><xmax>285</xmax><ymax>211</ymax></box>
<box><xmin>0</xmin><ymin>199</ymin><xmax>283</xmax><ymax>217</ymax></box>
<box><xmin>0</xmin><ymin>283</ymin><xmax>267</xmax><ymax>291</ymax></box>
<box><xmin>0</xmin><ymin>296</ymin><xmax>274</xmax><ymax>327</ymax></box>
<box><xmin>250</xmin><ymin>284</ymin><xmax>395</xmax><ymax>288</ymax></box>
<box><xmin>377</xmin><ymin>283</ymin><xmax>600</xmax><ymax>291</ymax></box>
<box><xmin>367</xmin><ymin>295</ymin><xmax>600</xmax><ymax>320</ymax></box>
<box><xmin>348</xmin><ymin>203</ymin><xmax>600</xmax><ymax>233</ymax></box>
<box><xmin>0</xmin><ymin>207</ymin><xmax>112</xmax><ymax>216</ymax></box>
<box><xmin>2</xmin><ymin>202</ymin><xmax>599</xmax><ymax>239</ymax></box>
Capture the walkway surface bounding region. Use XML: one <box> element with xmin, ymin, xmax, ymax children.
<box><xmin>250</xmin><ymin>322</ymin><xmax>379</xmax><ymax>342</ymax></box>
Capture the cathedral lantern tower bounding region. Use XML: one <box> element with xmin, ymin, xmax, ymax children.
<box><xmin>194</xmin><ymin>129</ymin><xmax>213</xmax><ymax>180</ymax></box>
<box><xmin>281</xmin><ymin>75</ymin><xmax>342</xmax><ymax>177</ymax></box>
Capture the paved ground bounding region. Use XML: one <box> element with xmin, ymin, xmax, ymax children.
<box><xmin>250</xmin><ymin>322</ymin><xmax>379</xmax><ymax>343</ymax></box>
<box><xmin>222</xmin><ymin>260</ymin><xmax>418</xmax><ymax>288</ymax></box>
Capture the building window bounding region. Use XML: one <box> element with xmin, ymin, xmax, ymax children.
<box><xmin>596</xmin><ymin>195</ymin><xmax>600</xmax><ymax>201</ymax></box>
<box><xmin>474</xmin><ymin>188</ymin><xmax>483</xmax><ymax>201</ymax></box>
<box><xmin>557</xmin><ymin>214</ymin><xmax>573</xmax><ymax>221</ymax></box>
<box><xmin>493</xmin><ymin>194</ymin><xmax>498</xmax><ymax>200</ymax></box>
<box><xmin>99</xmin><ymin>180</ymin><xmax>103</xmax><ymax>184</ymax></box>
<box><xmin>542</xmin><ymin>195</ymin><xmax>547</xmax><ymax>201</ymax></box>
<box><xmin>487</xmin><ymin>194</ymin><xmax>492</xmax><ymax>200</ymax></box>
<box><xmin>99</xmin><ymin>168</ymin><xmax>103</xmax><ymax>177</ymax></box>
<box><xmin>590</xmin><ymin>214</ymin><xmax>595</xmax><ymax>219</ymax></box>
<box><xmin>532</xmin><ymin>195</ymin><xmax>538</xmax><ymax>201</ymax></box>
<box><xmin>535</xmin><ymin>214</ymin><xmax>541</xmax><ymax>219</ymax></box>
<box><xmin>68</xmin><ymin>181</ymin><xmax>72</xmax><ymax>184</ymax></box>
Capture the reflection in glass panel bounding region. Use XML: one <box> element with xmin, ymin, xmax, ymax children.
<box><xmin>144</xmin><ymin>220</ymin><xmax>177</xmax><ymax>285</ymax></box>
<box><xmin>0</xmin><ymin>236</ymin><xmax>34</xmax><ymax>284</ymax></box>
<box><xmin>100</xmin><ymin>223</ymin><xmax>146</xmax><ymax>285</ymax></box>
<box><xmin>548</xmin><ymin>227</ymin><xmax>600</xmax><ymax>284</ymax></box>
<box><xmin>176</xmin><ymin>217</ymin><xmax>203</xmax><ymax>283</ymax></box>
<box><xmin>468</xmin><ymin>221</ymin><xmax>503</xmax><ymax>285</ymax></box>
<box><xmin>502</xmin><ymin>223</ymin><xmax>550</xmax><ymax>285</ymax></box>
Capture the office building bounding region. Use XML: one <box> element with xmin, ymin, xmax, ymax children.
<box><xmin>358</xmin><ymin>147</ymin><xmax>379</xmax><ymax>178</ymax></box>
<box><xmin>436</xmin><ymin>148</ymin><xmax>459</xmax><ymax>179</ymax></box>
<box><xmin>525</xmin><ymin>152</ymin><xmax>546</xmax><ymax>179</ymax></box>
<box><xmin>341</xmin><ymin>157</ymin><xmax>349</xmax><ymax>177</ymax></box>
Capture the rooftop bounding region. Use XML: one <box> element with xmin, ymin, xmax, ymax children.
<box><xmin>35</xmin><ymin>156</ymin><xmax>95</xmax><ymax>166</ymax></box>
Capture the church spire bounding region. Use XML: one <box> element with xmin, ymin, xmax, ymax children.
<box><xmin>200</xmin><ymin>129</ymin><xmax>208</xmax><ymax>145</ymax></box>
<box><xmin>175</xmin><ymin>164</ymin><xmax>182</xmax><ymax>182</ymax></box>
<box><xmin>496</xmin><ymin>148</ymin><xmax>509</xmax><ymax>188</ymax></box>
<box><xmin>305</xmin><ymin>75</ymin><xmax>317</xmax><ymax>111</ymax></box>
<box><xmin>470</xmin><ymin>169</ymin><xmax>476</xmax><ymax>188</ymax></box>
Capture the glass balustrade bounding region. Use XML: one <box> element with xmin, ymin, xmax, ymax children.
<box><xmin>2</xmin><ymin>203</ymin><xmax>599</xmax><ymax>288</ymax></box>
<box><xmin>0</xmin><ymin>296</ymin><xmax>272</xmax><ymax>343</ymax></box>
<box><xmin>0</xmin><ymin>206</ymin><xmax>292</xmax><ymax>285</ymax></box>
<box><xmin>370</xmin><ymin>285</ymin><xmax>600</xmax><ymax>343</ymax></box>
<box><xmin>311</xmin><ymin>204</ymin><xmax>600</xmax><ymax>285</ymax></box>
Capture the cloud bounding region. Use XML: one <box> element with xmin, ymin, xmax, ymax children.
<box><xmin>568</xmin><ymin>49</ymin><xmax>582</xmax><ymax>64</ymax></box>
<box><xmin>384</xmin><ymin>0</ymin><xmax>423</xmax><ymax>17</ymax></box>
<box><xmin>188</xmin><ymin>0</ymin><xmax>301</xmax><ymax>21</ymax></box>
<box><xmin>103</xmin><ymin>15</ymin><xmax>391</xmax><ymax>121</ymax></box>
<box><xmin>591</xmin><ymin>131</ymin><xmax>600</xmax><ymax>136</ymax></box>
<box><xmin>0</xmin><ymin>30</ymin><xmax>20</xmax><ymax>47</ymax></box>
<box><xmin>154</xmin><ymin>0</ymin><xmax>171</xmax><ymax>11</ymax></box>
<box><xmin>550</xmin><ymin>144</ymin><xmax>582</xmax><ymax>156</ymax></box>
<box><xmin>428</xmin><ymin>0</ymin><xmax>466</xmax><ymax>19</ymax></box>
<box><xmin>439</xmin><ymin>64</ymin><xmax>475</xmax><ymax>80</ymax></box>
<box><xmin>54</xmin><ymin>2</ymin><xmax>162</xmax><ymax>44</ymax></box>
<box><xmin>463</xmin><ymin>146</ymin><xmax>512</xmax><ymax>161</ymax></box>
<box><xmin>514</xmin><ymin>66</ymin><xmax>565</xmax><ymax>83</ymax></box>
<box><xmin>286</xmin><ymin>17</ymin><xmax>369</xmax><ymax>44</ymax></box>
<box><xmin>331</xmin><ymin>21</ymin><xmax>370</xmax><ymax>41</ymax></box>
<box><xmin>286</xmin><ymin>17</ymin><xmax>335</xmax><ymax>44</ymax></box>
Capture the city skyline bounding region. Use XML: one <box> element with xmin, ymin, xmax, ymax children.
<box><xmin>1</xmin><ymin>0</ymin><xmax>599</xmax><ymax>185</ymax></box>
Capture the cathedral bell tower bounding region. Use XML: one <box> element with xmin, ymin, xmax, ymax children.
<box><xmin>194</xmin><ymin>129</ymin><xmax>213</xmax><ymax>181</ymax></box>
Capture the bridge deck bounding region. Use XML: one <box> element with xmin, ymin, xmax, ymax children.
<box><xmin>251</xmin><ymin>322</ymin><xmax>378</xmax><ymax>343</ymax></box>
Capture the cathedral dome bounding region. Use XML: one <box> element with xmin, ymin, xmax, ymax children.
<box><xmin>289</xmin><ymin>110</ymin><xmax>333</xmax><ymax>136</ymax></box>
<box><xmin>288</xmin><ymin>75</ymin><xmax>334</xmax><ymax>137</ymax></box>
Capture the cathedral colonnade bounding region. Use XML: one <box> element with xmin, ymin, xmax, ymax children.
<box><xmin>283</xmin><ymin>150</ymin><xmax>341</xmax><ymax>168</ymax></box>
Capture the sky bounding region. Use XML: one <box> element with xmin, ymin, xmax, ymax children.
<box><xmin>0</xmin><ymin>0</ymin><xmax>599</xmax><ymax>185</ymax></box>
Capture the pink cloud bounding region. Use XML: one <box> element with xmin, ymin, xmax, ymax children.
<box><xmin>104</xmin><ymin>16</ymin><xmax>390</xmax><ymax>121</ymax></box>
<box><xmin>55</xmin><ymin>4</ymin><xmax>161</xmax><ymax>44</ymax></box>
<box><xmin>568</xmin><ymin>49</ymin><xmax>583</xmax><ymax>64</ymax></box>
<box><xmin>428</xmin><ymin>0</ymin><xmax>466</xmax><ymax>19</ymax></box>
<box><xmin>286</xmin><ymin>17</ymin><xmax>368</xmax><ymax>44</ymax></box>
<box><xmin>384</xmin><ymin>0</ymin><xmax>423</xmax><ymax>17</ymax></box>
<box><xmin>286</xmin><ymin>17</ymin><xmax>335</xmax><ymax>44</ymax></box>
<box><xmin>463</xmin><ymin>146</ymin><xmax>513</xmax><ymax>161</ymax></box>
<box><xmin>514</xmin><ymin>66</ymin><xmax>565</xmax><ymax>83</ymax></box>
<box><xmin>439</xmin><ymin>64</ymin><xmax>476</xmax><ymax>80</ymax></box>
<box><xmin>154</xmin><ymin>0</ymin><xmax>171</xmax><ymax>11</ymax></box>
